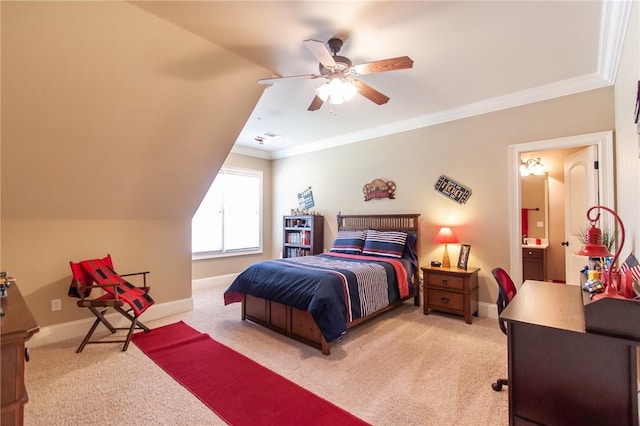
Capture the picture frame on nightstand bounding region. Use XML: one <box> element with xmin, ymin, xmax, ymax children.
<box><xmin>457</xmin><ymin>244</ymin><xmax>471</xmax><ymax>270</ymax></box>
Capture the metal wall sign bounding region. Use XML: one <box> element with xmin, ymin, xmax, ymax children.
<box><xmin>434</xmin><ymin>175</ymin><xmax>472</xmax><ymax>204</ymax></box>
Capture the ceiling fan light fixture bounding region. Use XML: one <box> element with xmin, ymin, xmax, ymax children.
<box><xmin>315</xmin><ymin>79</ymin><xmax>357</xmax><ymax>105</ymax></box>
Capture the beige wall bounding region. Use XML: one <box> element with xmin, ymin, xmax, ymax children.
<box><xmin>1</xmin><ymin>1</ymin><xmax>637</xmax><ymax>332</ymax></box>
<box><xmin>1</xmin><ymin>2</ymin><xmax>269</xmax><ymax>327</ymax></box>
<box><xmin>271</xmin><ymin>88</ymin><xmax>615</xmax><ymax>306</ymax></box>
<box><xmin>191</xmin><ymin>152</ymin><xmax>274</xmax><ymax>280</ymax></box>
<box><xmin>614</xmin><ymin>1</ymin><xmax>640</xmax><ymax>257</ymax></box>
<box><xmin>2</xmin><ymin>219</ymin><xmax>190</xmax><ymax>324</ymax></box>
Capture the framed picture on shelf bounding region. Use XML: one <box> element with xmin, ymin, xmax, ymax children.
<box><xmin>457</xmin><ymin>244</ymin><xmax>471</xmax><ymax>270</ymax></box>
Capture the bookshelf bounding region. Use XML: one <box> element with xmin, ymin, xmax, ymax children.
<box><xmin>282</xmin><ymin>215</ymin><xmax>324</xmax><ymax>258</ymax></box>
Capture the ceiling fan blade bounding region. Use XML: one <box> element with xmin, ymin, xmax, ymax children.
<box><xmin>257</xmin><ymin>73</ymin><xmax>320</xmax><ymax>84</ymax></box>
<box><xmin>351</xmin><ymin>56</ymin><xmax>414</xmax><ymax>76</ymax></box>
<box><xmin>308</xmin><ymin>95</ymin><xmax>324</xmax><ymax>111</ymax></box>
<box><xmin>303</xmin><ymin>39</ymin><xmax>336</xmax><ymax>68</ymax></box>
<box><xmin>352</xmin><ymin>80</ymin><xmax>390</xmax><ymax>105</ymax></box>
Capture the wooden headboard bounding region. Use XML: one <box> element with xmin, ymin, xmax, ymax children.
<box><xmin>337</xmin><ymin>213</ymin><xmax>421</xmax><ymax>306</ymax></box>
<box><xmin>337</xmin><ymin>213</ymin><xmax>420</xmax><ymax>234</ymax></box>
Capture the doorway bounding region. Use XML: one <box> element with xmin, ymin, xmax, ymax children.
<box><xmin>508</xmin><ymin>131</ymin><xmax>614</xmax><ymax>287</ymax></box>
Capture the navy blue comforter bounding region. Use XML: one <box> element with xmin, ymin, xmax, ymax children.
<box><xmin>224</xmin><ymin>252</ymin><xmax>412</xmax><ymax>342</ymax></box>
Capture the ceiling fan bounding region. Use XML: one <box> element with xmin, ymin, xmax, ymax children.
<box><xmin>257</xmin><ymin>38</ymin><xmax>414</xmax><ymax>111</ymax></box>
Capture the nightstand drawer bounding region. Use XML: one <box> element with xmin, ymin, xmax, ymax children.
<box><xmin>426</xmin><ymin>273</ymin><xmax>464</xmax><ymax>290</ymax></box>
<box><xmin>427</xmin><ymin>289</ymin><xmax>464</xmax><ymax>311</ymax></box>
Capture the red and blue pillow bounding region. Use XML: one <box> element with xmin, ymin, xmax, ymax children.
<box><xmin>362</xmin><ymin>230</ymin><xmax>408</xmax><ymax>259</ymax></box>
<box><xmin>329</xmin><ymin>230</ymin><xmax>367</xmax><ymax>255</ymax></box>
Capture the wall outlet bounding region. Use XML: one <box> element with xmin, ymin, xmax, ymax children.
<box><xmin>51</xmin><ymin>298</ymin><xmax>62</xmax><ymax>311</ymax></box>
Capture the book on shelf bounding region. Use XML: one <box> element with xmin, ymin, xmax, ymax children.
<box><xmin>285</xmin><ymin>247</ymin><xmax>310</xmax><ymax>257</ymax></box>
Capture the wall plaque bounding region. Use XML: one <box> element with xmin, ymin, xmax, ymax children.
<box><xmin>363</xmin><ymin>178</ymin><xmax>396</xmax><ymax>201</ymax></box>
<box><xmin>434</xmin><ymin>175</ymin><xmax>472</xmax><ymax>204</ymax></box>
<box><xmin>297</xmin><ymin>187</ymin><xmax>315</xmax><ymax>209</ymax></box>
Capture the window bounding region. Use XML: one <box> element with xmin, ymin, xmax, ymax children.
<box><xmin>192</xmin><ymin>167</ymin><xmax>262</xmax><ymax>258</ymax></box>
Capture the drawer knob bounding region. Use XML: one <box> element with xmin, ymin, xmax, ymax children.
<box><xmin>440</xmin><ymin>297</ymin><xmax>450</xmax><ymax>304</ymax></box>
<box><xmin>441</xmin><ymin>279</ymin><xmax>448</xmax><ymax>286</ymax></box>
<box><xmin>25</xmin><ymin>347</ymin><xmax>30</xmax><ymax>362</ymax></box>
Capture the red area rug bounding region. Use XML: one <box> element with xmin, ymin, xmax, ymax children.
<box><xmin>132</xmin><ymin>321</ymin><xmax>369</xmax><ymax>426</ymax></box>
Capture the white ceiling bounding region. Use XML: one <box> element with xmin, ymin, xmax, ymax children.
<box><xmin>133</xmin><ymin>1</ymin><xmax>631</xmax><ymax>159</ymax></box>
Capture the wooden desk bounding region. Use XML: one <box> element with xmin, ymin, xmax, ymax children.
<box><xmin>1</xmin><ymin>283</ymin><xmax>39</xmax><ymax>426</ymax></box>
<box><xmin>501</xmin><ymin>281</ymin><xmax>639</xmax><ymax>426</ymax></box>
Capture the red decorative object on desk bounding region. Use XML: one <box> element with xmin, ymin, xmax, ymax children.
<box><xmin>576</xmin><ymin>205</ymin><xmax>627</xmax><ymax>300</ymax></box>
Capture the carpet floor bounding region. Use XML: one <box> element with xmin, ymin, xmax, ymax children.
<box><xmin>24</xmin><ymin>284</ymin><xmax>509</xmax><ymax>425</ymax></box>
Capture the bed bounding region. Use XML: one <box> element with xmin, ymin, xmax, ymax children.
<box><xmin>224</xmin><ymin>213</ymin><xmax>420</xmax><ymax>355</ymax></box>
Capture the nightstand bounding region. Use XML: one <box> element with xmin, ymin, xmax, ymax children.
<box><xmin>422</xmin><ymin>266</ymin><xmax>480</xmax><ymax>324</ymax></box>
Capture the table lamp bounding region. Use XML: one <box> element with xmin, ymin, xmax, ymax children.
<box><xmin>434</xmin><ymin>227</ymin><xmax>458</xmax><ymax>268</ymax></box>
<box><xmin>576</xmin><ymin>205</ymin><xmax>625</xmax><ymax>300</ymax></box>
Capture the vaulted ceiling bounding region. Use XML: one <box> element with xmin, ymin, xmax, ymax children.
<box><xmin>132</xmin><ymin>1</ymin><xmax>631</xmax><ymax>159</ymax></box>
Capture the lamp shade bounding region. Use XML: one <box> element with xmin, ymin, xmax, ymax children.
<box><xmin>575</xmin><ymin>224</ymin><xmax>614</xmax><ymax>258</ymax></box>
<box><xmin>434</xmin><ymin>227</ymin><xmax>459</xmax><ymax>244</ymax></box>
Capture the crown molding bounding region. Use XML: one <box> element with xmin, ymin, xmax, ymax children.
<box><xmin>230</xmin><ymin>144</ymin><xmax>272</xmax><ymax>159</ymax></box>
<box><xmin>597</xmin><ymin>0</ymin><xmax>634</xmax><ymax>83</ymax></box>
<box><xmin>270</xmin><ymin>73</ymin><xmax>611</xmax><ymax>159</ymax></box>
<box><xmin>256</xmin><ymin>1</ymin><xmax>633</xmax><ymax>161</ymax></box>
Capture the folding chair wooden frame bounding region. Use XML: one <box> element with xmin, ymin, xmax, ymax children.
<box><xmin>70</xmin><ymin>256</ymin><xmax>154</xmax><ymax>353</ymax></box>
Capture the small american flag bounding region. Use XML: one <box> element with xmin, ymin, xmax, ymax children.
<box><xmin>620</xmin><ymin>252</ymin><xmax>640</xmax><ymax>281</ymax></box>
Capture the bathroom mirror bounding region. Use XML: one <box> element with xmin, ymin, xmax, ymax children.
<box><xmin>520</xmin><ymin>174</ymin><xmax>548</xmax><ymax>240</ymax></box>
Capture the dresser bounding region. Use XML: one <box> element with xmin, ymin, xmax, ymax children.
<box><xmin>421</xmin><ymin>266</ymin><xmax>480</xmax><ymax>324</ymax></box>
<box><xmin>1</xmin><ymin>283</ymin><xmax>39</xmax><ymax>426</ymax></box>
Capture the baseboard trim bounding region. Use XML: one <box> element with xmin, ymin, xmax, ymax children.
<box><xmin>30</xmin><ymin>283</ymin><xmax>499</xmax><ymax>348</ymax></box>
<box><xmin>192</xmin><ymin>273</ymin><xmax>237</xmax><ymax>291</ymax></box>
<box><xmin>29</xmin><ymin>297</ymin><xmax>193</xmax><ymax>348</ymax></box>
<box><xmin>479</xmin><ymin>301</ymin><xmax>498</xmax><ymax>319</ymax></box>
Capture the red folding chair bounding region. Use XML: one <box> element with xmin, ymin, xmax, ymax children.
<box><xmin>68</xmin><ymin>255</ymin><xmax>154</xmax><ymax>353</ymax></box>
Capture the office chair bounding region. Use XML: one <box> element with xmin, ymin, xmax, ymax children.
<box><xmin>491</xmin><ymin>267</ymin><xmax>517</xmax><ymax>391</ymax></box>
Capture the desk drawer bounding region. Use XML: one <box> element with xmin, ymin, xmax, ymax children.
<box><xmin>427</xmin><ymin>273</ymin><xmax>464</xmax><ymax>290</ymax></box>
<box><xmin>427</xmin><ymin>289</ymin><xmax>464</xmax><ymax>311</ymax></box>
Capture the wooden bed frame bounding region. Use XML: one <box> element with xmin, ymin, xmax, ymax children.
<box><xmin>241</xmin><ymin>213</ymin><xmax>421</xmax><ymax>355</ymax></box>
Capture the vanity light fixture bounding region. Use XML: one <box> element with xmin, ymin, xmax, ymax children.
<box><xmin>520</xmin><ymin>158</ymin><xmax>545</xmax><ymax>176</ymax></box>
